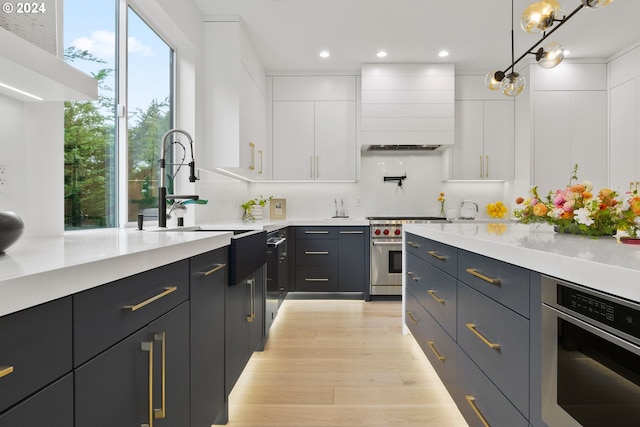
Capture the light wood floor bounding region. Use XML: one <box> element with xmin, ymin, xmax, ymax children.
<box><xmin>226</xmin><ymin>299</ymin><xmax>468</xmax><ymax>427</ymax></box>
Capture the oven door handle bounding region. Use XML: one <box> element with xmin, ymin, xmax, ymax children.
<box><xmin>372</xmin><ymin>240</ymin><xmax>401</xmax><ymax>246</ymax></box>
<box><xmin>544</xmin><ymin>304</ymin><xmax>640</xmax><ymax>356</ymax></box>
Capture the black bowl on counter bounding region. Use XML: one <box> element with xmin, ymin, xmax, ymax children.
<box><xmin>0</xmin><ymin>211</ymin><xmax>24</xmax><ymax>254</ymax></box>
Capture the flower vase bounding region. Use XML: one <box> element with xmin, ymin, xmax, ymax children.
<box><xmin>251</xmin><ymin>205</ymin><xmax>263</xmax><ymax>220</ymax></box>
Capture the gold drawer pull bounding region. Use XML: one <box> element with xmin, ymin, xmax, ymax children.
<box><xmin>305</xmin><ymin>251</ymin><xmax>329</xmax><ymax>255</ymax></box>
<box><xmin>406</xmin><ymin>271</ymin><xmax>420</xmax><ymax>282</ymax></box>
<box><xmin>428</xmin><ymin>290</ymin><xmax>445</xmax><ymax>305</ymax></box>
<box><xmin>427</xmin><ymin>251</ymin><xmax>446</xmax><ymax>261</ymax></box>
<box><xmin>305</xmin><ymin>231</ymin><xmax>329</xmax><ymax>234</ymax></box>
<box><xmin>406</xmin><ymin>241</ymin><xmax>420</xmax><ymax>248</ymax></box>
<box><xmin>427</xmin><ymin>341</ymin><xmax>446</xmax><ymax>361</ymax></box>
<box><xmin>406</xmin><ymin>311</ymin><xmax>418</xmax><ymax>324</ymax></box>
<box><xmin>123</xmin><ymin>286</ymin><xmax>178</xmax><ymax>312</ymax></box>
<box><xmin>141</xmin><ymin>341</ymin><xmax>154</xmax><ymax>427</ymax></box>
<box><xmin>466</xmin><ymin>268</ymin><xmax>501</xmax><ymax>285</ymax></box>
<box><xmin>466</xmin><ymin>323</ymin><xmax>500</xmax><ymax>350</ymax></box>
<box><xmin>153</xmin><ymin>332</ymin><xmax>167</xmax><ymax>419</ymax></box>
<box><xmin>305</xmin><ymin>278</ymin><xmax>329</xmax><ymax>282</ymax></box>
<box><xmin>466</xmin><ymin>396</ymin><xmax>491</xmax><ymax>427</ymax></box>
<box><xmin>0</xmin><ymin>366</ymin><xmax>14</xmax><ymax>378</ymax></box>
<box><xmin>198</xmin><ymin>263</ymin><xmax>226</xmax><ymax>277</ymax></box>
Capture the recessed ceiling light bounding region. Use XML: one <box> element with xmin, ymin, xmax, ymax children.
<box><xmin>376</xmin><ymin>50</ymin><xmax>388</xmax><ymax>58</ymax></box>
<box><xmin>319</xmin><ymin>50</ymin><xmax>330</xmax><ymax>58</ymax></box>
<box><xmin>438</xmin><ymin>50</ymin><xmax>450</xmax><ymax>58</ymax></box>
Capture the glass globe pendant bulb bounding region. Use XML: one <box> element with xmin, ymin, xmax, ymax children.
<box><xmin>521</xmin><ymin>0</ymin><xmax>562</xmax><ymax>34</ymax></box>
<box><xmin>501</xmin><ymin>72</ymin><xmax>526</xmax><ymax>97</ymax></box>
<box><xmin>537</xmin><ymin>42</ymin><xmax>565</xmax><ymax>68</ymax></box>
<box><xmin>485</xmin><ymin>71</ymin><xmax>504</xmax><ymax>90</ymax></box>
<box><xmin>581</xmin><ymin>0</ymin><xmax>614</xmax><ymax>8</ymax></box>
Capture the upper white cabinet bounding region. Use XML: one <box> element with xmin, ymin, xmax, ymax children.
<box><xmin>360</xmin><ymin>64</ymin><xmax>454</xmax><ymax>149</ymax></box>
<box><xmin>271</xmin><ymin>76</ymin><xmax>357</xmax><ymax>181</ymax></box>
<box><xmin>202</xmin><ymin>20</ymin><xmax>268</xmax><ymax>179</ymax></box>
<box><xmin>0</xmin><ymin>27</ymin><xmax>97</xmax><ymax>101</ymax></box>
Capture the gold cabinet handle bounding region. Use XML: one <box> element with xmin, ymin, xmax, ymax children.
<box><xmin>316</xmin><ymin>155</ymin><xmax>319</xmax><ymax>178</ymax></box>
<box><xmin>479</xmin><ymin>155</ymin><xmax>483</xmax><ymax>178</ymax></box>
<box><xmin>310</xmin><ymin>156</ymin><xmax>314</xmax><ymax>178</ymax></box>
<box><xmin>465</xmin><ymin>396</ymin><xmax>491</xmax><ymax>427</ymax></box>
<box><xmin>305</xmin><ymin>231</ymin><xmax>329</xmax><ymax>234</ymax></box>
<box><xmin>305</xmin><ymin>251</ymin><xmax>329</xmax><ymax>255</ymax></box>
<box><xmin>466</xmin><ymin>323</ymin><xmax>500</xmax><ymax>350</ymax></box>
<box><xmin>123</xmin><ymin>287</ymin><xmax>178</xmax><ymax>312</ymax></box>
<box><xmin>406</xmin><ymin>241</ymin><xmax>420</xmax><ymax>248</ymax></box>
<box><xmin>636</xmin><ymin>181</ymin><xmax>639</xmax><ymax>190</ymax></box>
<box><xmin>246</xmin><ymin>278</ymin><xmax>256</xmax><ymax>323</ymax></box>
<box><xmin>427</xmin><ymin>251</ymin><xmax>446</xmax><ymax>261</ymax></box>
<box><xmin>249</xmin><ymin>142</ymin><xmax>255</xmax><ymax>170</ymax></box>
<box><xmin>485</xmin><ymin>155</ymin><xmax>489</xmax><ymax>178</ymax></box>
<box><xmin>406</xmin><ymin>311</ymin><xmax>418</xmax><ymax>324</ymax></box>
<box><xmin>427</xmin><ymin>341</ymin><xmax>446</xmax><ymax>361</ymax></box>
<box><xmin>153</xmin><ymin>332</ymin><xmax>167</xmax><ymax>419</ymax></box>
<box><xmin>198</xmin><ymin>263</ymin><xmax>226</xmax><ymax>277</ymax></box>
<box><xmin>305</xmin><ymin>278</ymin><xmax>329</xmax><ymax>282</ymax></box>
<box><xmin>141</xmin><ymin>341</ymin><xmax>154</xmax><ymax>427</ymax></box>
<box><xmin>406</xmin><ymin>271</ymin><xmax>420</xmax><ymax>282</ymax></box>
<box><xmin>258</xmin><ymin>150</ymin><xmax>263</xmax><ymax>174</ymax></box>
<box><xmin>0</xmin><ymin>366</ymin><xmax>14</xmax><ymax>378</ymax></box>
<box><xmin>466</xmin><ymin>268</ymin><xmax>501</xmax><ymax>285</ymax></box>
<box><xmin>428</xmin><ymin>290</ymin><xmax>445</xmax><ymax>305</ymax></box>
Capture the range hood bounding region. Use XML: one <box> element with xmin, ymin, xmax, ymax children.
<box><xmin>362</xmin><ymin>144</ymin><xmax>443</xmax><ymax>152</ymax></box>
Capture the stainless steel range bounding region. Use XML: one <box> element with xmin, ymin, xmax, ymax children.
<box><xmin>368</xmin><ymin>216</ymin><xmax>447</xmax><ymax>297</ymax></box>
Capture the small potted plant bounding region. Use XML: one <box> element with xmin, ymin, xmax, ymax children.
<box><xmin>241</xmin><ymin>195</ymin><xmax>273</xmax><ymax>222</ymax></box>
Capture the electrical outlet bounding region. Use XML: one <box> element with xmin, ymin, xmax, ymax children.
<box><xmin>0</xmin><ymin>165</ymin><xmax>7</xmax><ymax>193</ymax></box>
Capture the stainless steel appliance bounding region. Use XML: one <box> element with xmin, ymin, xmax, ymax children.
<box><xmin>541</xmin><ymin>275</ymin><xmax>640</xmax><ymax>426</ymax></box>
<box><xmin>368</xmin><ymin>217</ymin><xmax>446</xmax><ymax>297</ymax></box>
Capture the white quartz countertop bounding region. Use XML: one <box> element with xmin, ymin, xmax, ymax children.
<box><xmin>183</xmin><ymin>218</ymin><xmax>370</xmax><ymax>232</ymax></box>
<box><xmin>0</xmin><ymin>228</ymin><xmax>232</xmax><ymax>317</ymax></box>
<box><xmin>404</xmin><ymin>222</ymin><xmax>640</xmax><ymax>303</ymax></box>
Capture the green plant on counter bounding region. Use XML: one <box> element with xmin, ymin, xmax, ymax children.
<box><xmin>241</xmin><ymin>195</ymin><xmax>273</xmax><ymax>221</ymax></box>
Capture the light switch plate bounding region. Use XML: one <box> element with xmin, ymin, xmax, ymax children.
<box><xmin>0</xmin><ymin>165</ymin><xmax>8</xmax><ymax>193</ymax></box>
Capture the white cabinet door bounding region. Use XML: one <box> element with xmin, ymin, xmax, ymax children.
<box><xmin>452</xmin><ymin>101</ymin><xmax>484</xmax><ymax>180</ymax></box>
<box><xmin>314</xmin><ymin>101</ymin><xmax>357</xmax><ymax>180</ymax></box>
<box><xmin>272</xmin><ymin>101</ymin><xmax>315</xmax><ymax>180</ymax></box>
<box><xmin>570</xmin><ymin>91</ymin><xmax>607</xmax><ymax>190</ymax></box>
<box><xmin>610</xmin><ymin>79</ymin><xmax>639</xmax><ymax>192</ymax></box>
<box><xmin>484</xmin><ymin>101</ymin><xmax>514</xmax><ymax>180</ymax></box>
<box><xmin>240</xmin><ymin>65</ymin><xmax>267</xmax><ymax>177</ymax></box>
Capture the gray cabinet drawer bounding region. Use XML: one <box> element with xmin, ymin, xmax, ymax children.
<box><xmin>421</xmin><ymin>306</ymin><xmax>457</xmax><ymax>390</ymax></box>
<box><xmin>458</xmin><ymin>249</ymin><xmax>530</xmax><ymax>318</ymax></box>
<box><xmin>296</xmin><ymin>240</ymin><xmax>338</xmax><ymax>265</ymax></box>
<box><xmin>455</xmin><ymin>348</ymin><xmax>528</xmax><ymax>427</ymax></box>
<box><xmin>73</xmin><ymin>259</ymin><xmax>190</xmax><ymax>366</ymax></box>
<box><xmin>405</xmin><ymin>233</ymin><xmax>457</xmax><ymax>277</ymax></box>
<box><xmin>295</xmin><ymin>266</ymin><xmax>338</xmax><ymax>291</ymax></box>
<box><xmin>296</xmin><ymin>227</ymin><xmax>338</xmax><ymax>239</ymax></box>
<box><xmin>457</xmin><ymin>283</ymin><xmax>529</xmax><ymax>417</ymax></box>
<box><xmin>405</xmin><ymin>288</ymin><xmax>425</xmax><ymax>350</ymax></box>
<box><xmin>0</xmin><ymin>297</ymin><xmax>72</xmax><ymax>413</ymax></box>
<box><xmin>406</xmin><ymin>252</ymin><xmax>456</xmax><ymax>338</ymax></box>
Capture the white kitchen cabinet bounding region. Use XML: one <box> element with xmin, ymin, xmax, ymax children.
<box><xmin>533</xmin><ymin>91</ymin><xmax>607</xmax><ymax>193</ymax></box>
<box><xmin>271</xmin><ymin>76</ymin><xmax>357</xmax><ymax>181</ymax></box>
<box><xmin>448</xmin><ymin>100</ymin><xmax>514</xmax><ymax>180</ymax></box>
<box><xmin>610</xmin><ymin>78</ymin><xmax>640</xmax><ymax>193</ymax></box>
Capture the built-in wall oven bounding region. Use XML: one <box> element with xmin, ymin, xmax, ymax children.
<box><xmin>368</xmin><ymin>217</ymin><xmax>445</xmax><ymax>296</ymax></box>
<box><xmin>541</xmin><ymin>275</ymin><xmax>640</xmax><ymax>426</ymax></box>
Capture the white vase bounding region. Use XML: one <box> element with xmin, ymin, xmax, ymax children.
<box><xmin>250</xmin><ymin>205</ymin><xmax>263</xmax><ymax>220</ymax></box>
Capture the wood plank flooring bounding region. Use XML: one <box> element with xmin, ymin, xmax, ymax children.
<box><xmin>226</xmin><ymin>299</ymin><xmax>468</xmax><ymax>427</ymax></box>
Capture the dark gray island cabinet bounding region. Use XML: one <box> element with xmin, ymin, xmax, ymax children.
<box><xmin>405</xmin><ymin>232</ymin><xmax>543</xmax><ymax>427</ymax></box>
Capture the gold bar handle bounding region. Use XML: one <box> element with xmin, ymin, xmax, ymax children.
<box><xmin>427</xmin><ymin>341</ymin><xmax>446</xmax><ymax>361</ymax></box>
<box><xmin>406</xmin><ymin>271</ymin><xmax>420</xmax><ymax>282</ymax></box>
<box><xmin>485</xmin><ymin>155</ymin><xmax>489</xmax><ymax>178</ymax></box>
<box><xmin>631</xmin><ymin>182</ymin><xmax>635</xmax><ymax>191</ymax></box>
<box><xmin>316</xmin><ymin>155</ymin><xmax>319</xmax><ymax>178</ymax></box>
<box><xmin>258</xmin><ymin>150</ymin><xmax>263</xmax><ymax>174</ymax></box>
<box><xmin>406</xmin><ymin>311</ymin><xmax>418</xmax><ymax>324</ymax></box>
<box><xmin>428</xmin><ymin>290</ymin><xmax>445</xmax><ymax>305</ymax></box>
<box><xmin>305</xmin><ymin>231</ymin><xmax>329</xmax><ymax>234</ymax></box>
<box><xmin>198</xmin><ymin>263</ymin><xmax>226</xmax><ymax>277</ymax></box>
<box><xmin>427</xmin><ymin>251</ymin><xmax>446</xmax><ymax>261</ymax></box>
<box><xmin>153</xmin><ymin>332</ymin><xmax>166</xmax><ymax>419</ymax></box>
<box><xmin>249</xmin><ymin>142</ymin><xmax>255</xmax><ymax>170</ymax></box>
<box><xmin>465</xmin><ymin>396</ymin><xmax>491</xmax><ymax>427</ymax></box>
<box><xmin>0</xmin><ymin>366</ymin><xmax>14</xmax><ymax>378</ymax></box>
<box><xmin>123</xmin><ymin>287</ymin><xmax>178</xmax><ymax>312</ymax></box>
<box><xmin>310</xmin><ymin>156</ymin><xmax>314</xmax><ymax>178</ymax></box>
<box><xmin>479</xmin><ymin>155</ymin><xmax>483</xmax><ymax>178</ymax></box>
<box><xmin>246</xmin><ymin>278</ymin><xmax>256</xmax><ymax>323</ymax></box>
<box><xmin>305</xmin><ymin>278</ymin><xmax>329</xmax><ymax>282</ymax></box>
<box><xmin>466</xmin><ymin>323</ymin><xmax>500</xmax><ymax>350</ymax></box>
<box><xmin>636</xmin><ymin>181</ymin><xmax>639</xmax><ymax>190</ymax></box>
<box><xmin>141</xmin><ymin>341</ymin><xmax>154</xmax><ymax>427</ymax></box>
<box><xmin>305</xmin><ymin>251</ymin><xmax>329</xmax><ymax>255</ymax></box>
<box><xmin>466</xmin><ymin>268</ymin><xmax>501</xmax><ymax>285</ymax></box>
<box><xmin>406</xmin><ymin>241</ymin><xmax>420</xmax><ymax>248</ymax></box>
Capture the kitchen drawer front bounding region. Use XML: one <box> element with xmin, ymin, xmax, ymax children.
<box><xmin>73</xmin><ymin>259</ymin><xmax>190</xmax><ymax>366</ymax></box>
<box><xmin>295</xmin><ymin>266</ymin><xmax>338</xmax><ymax>292</ymax></box>
<box><xmin>0</xmin><ymin>297</ymin><xmax>72</xmax><ymax>413</ymax></box>
<box><xmin>421</xmin><ymin>306</ymin><xmax>457</xmax><ymax>390</ymax></box>
<box><xmin>458</xmin><ymin>249</ymin><xmax>530</xmax><ymax>318</ymax></box>
<box><xmin>0</xmin><ymin>373</ymin><xmax>73</xmax><ymax>427</ymax></box>
<box><xmin>406</xmin><ymin>252</ymin><xmax>456</xmax><ymax>338</ymax></box>
<box><xmin>405</xmin><ymin>234</ymin><xmax>457</xmax><ymax>277</ymax></box>
<box><xmin>296</xmin><ymin>226</ymin><xmax>338</xmax><ymax>239</ymax></box>
<box><xmin>405</xmin><ymin>288</ymin><xmax>425</xmax><ymax>351</ymax></box>
<box><xmin>296</xmin><ymin>240</ymin><xmax>338</xmax><ymax>265</ymax></box>
<box><xmin>457</xmin><ymin>283</ymin><xmax>530</xmax><ymax>417</ymax></box>
<box><xmin>455</xmin><ymin>347</ymin><xmax>529</xmax><ymax>427</ymax></box>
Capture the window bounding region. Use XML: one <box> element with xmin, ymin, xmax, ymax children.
<box><xmin>63</xmin><ymin>0</ymin><xmax>174</xmax><ymax>229</ymax></box>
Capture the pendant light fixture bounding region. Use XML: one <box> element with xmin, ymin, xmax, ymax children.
<box><xmin>486</xmin><ymin>0</ymin><xmax>614</xmax><ymax>96</ymax></box>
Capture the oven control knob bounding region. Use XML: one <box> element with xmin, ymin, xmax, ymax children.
<box><xmin>374</xmin><ymin>229</ymin><xmax>381</xmax><ymax>235</ymax></box>
<box><xmin>383</xmin><ymin>229</ymin><xmax>390</xmax><ymax>235</ymax></box>
<box><xmin>395</xmin><ymin>229</ymin><xmax>401</xmax><ymax>235</ymax></box>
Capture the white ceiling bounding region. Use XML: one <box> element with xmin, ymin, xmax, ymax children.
<box><xmin>193</xmin><ymin>0</ymin><xmax>640</xmax><ymax>74</ymax></box>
